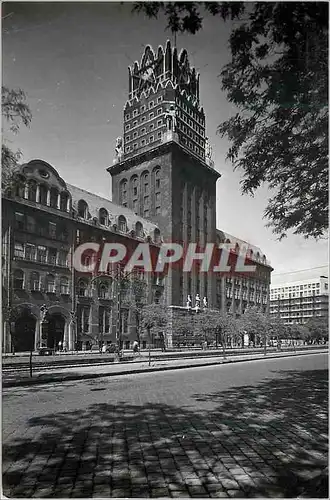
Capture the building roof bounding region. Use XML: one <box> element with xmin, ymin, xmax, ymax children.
<box><xmin>67</xmin><ymin>183</ymin><xmax>160</xmax><ymax>237</ymax></box>
<box><xmin>216</xmin><ymin>229</ymin><xmax>271</xmax><ymax>266</ymax></box>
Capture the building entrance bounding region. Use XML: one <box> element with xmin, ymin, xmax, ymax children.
<box><xmin>14</xmin><ymin>312</ymin><xmax>36</xmax><ymax>352</ymax></box>
<box><xmin>47</xmin><ymin>314</ymin><xmax>65</xmax><ymax>350</ymax></box>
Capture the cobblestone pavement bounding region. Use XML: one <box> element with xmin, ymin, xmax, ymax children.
<box><xmin>2</xmin><ymin>354</ymin><xmax>328</xmax><ymax>498</ymax></box>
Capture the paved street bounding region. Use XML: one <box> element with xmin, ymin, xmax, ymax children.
<box><xmin>3</xmin><ymin>353</ymin><xmax>328</xmax><ymax>498</ymax></box>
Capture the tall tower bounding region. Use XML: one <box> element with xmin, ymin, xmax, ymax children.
<box><xmin>107</xmin><ymin>41</ymin><xmax>221</xmax><ymax>307</ymax></box>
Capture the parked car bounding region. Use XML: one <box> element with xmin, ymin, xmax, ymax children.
<box><xmin>38</xmin><ymin>347</ymin><xmax>53</xmax><ymax>356</ymax></box>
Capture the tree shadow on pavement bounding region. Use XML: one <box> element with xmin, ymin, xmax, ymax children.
<box><xmin>2</xmin><ymin>369</ymin><xmax>328</xmax><ymax>498</ymax></box>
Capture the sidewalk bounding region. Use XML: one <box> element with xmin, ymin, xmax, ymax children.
<box><xmin>3</xmin><ymin>348</ymin><xmax>327</xmax><ymax>388</ymax></box>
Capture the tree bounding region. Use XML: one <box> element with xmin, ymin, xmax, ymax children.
<box><xmin>134</xmin><ymin>2</ymin><xmax>328</xmax><ymax>239</ymax></box>
<box><xmin>304</xmin><ymin>316</ymin><xmax>329</xmax><ymax>344</ymax></box>
<box><xmin>141</xmin><ymin>303</ymin><xmax>168</xmax><ymax>364</ymax></box>
<box><xmin>130</xmin><ymin>275</ymin><xmax>149</xmax><ymax>344</ymax></box>
<box><xmin>2</xmin><ymin>86</ymin><xmax>32</xmax><ymax>191</ymax></box>
<box><xmin>214</xmin><ymin>311</ymin><xmax>237</xmax><ymax>358</ymax></box>
<box><xmin>239</xmin><ymin>306</ymin><xmax>269</xmax><ymax>354</ymax></box>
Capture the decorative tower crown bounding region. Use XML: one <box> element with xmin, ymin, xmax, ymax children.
<box><xmin>128</xmin><ymin>41</ymin><xmax>200</xmax><ymax>104</ymax></box>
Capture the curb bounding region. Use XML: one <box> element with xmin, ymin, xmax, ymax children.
<box><xmin>3</xmin><ymin>349</ymin><xmax>327</xmax><ymax>388</ymax></box>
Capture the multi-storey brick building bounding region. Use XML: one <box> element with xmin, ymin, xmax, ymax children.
<box><xmin>2</xmin><ymin>42</ymin><xmax>273</xmax><ymax>353</ymax></box>
<box><xmin>270</xmin><ymin>273</ymin><xmax>329</xmax><ymax>324</ymax></box>
<box><xmin>2</xmin><ymin>159</ymin><xmax>163</xmax><ymax>353</ymax></box>
<box><xmin>108</xmin><ymin>42</ymin><xmax>272</xmax><ymax>312</ymax></box>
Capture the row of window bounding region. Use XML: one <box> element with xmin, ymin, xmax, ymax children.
<box><xmin>14</xmin><ymin>242</ymin><xmax>68</xmax><ymax>267</ymax></box>
<box><xmin>125</xmin><ymin>96</ymin><xmax>164</xmax><ymax>120</ymax></box>
<box><xmin>13</xmin><ymin>269</ymin><xmax>70</xmax><ymax>293</ymax></box>
<box><xmin>177</xmin><ymin>100</ymin><xmax>205</xmax><ymax>125</ymax></box>
<box><xmin>15</xmin><ymin>212</ymin><xmax>68</xmax><ymax>241</ymax></box>
<box><xmin>14</xmin><ymin>179</ymin><xmax>70</xmax><ymax>212</ymax></box>
<box><xmin>177</xmin><ymin>121</ymin><xmax>204</xmax><ymax>145</ymax></box>
<box><xmin>180</xmin><ymin>136</ymin><xmax>205</xmax><ymax>157</ymax></box>
<box><xmin>177</xmin><ymin>110</ymin><xmax>205</xmax><ymax>136</ymax></box>
<box><xmin>271</xmin><ymin>283</ymin><xmax>323</xmax><ymax>293</ymax></box>
<box><xmin>125</xmin><ymin>131</ymin><xmax>162</xmax><ymax>152</ymax></box>
<box><xmin>125</xmin><ymin>107</ymin><xmax>163</xmax><ymax>131</ymax></box>
<box><xmin>125</xmin><ymin>117</ymin><xmax>164</xmax><ymax>142</ymax></box>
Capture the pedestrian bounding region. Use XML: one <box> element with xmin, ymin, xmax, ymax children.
<box><xmin>132</xmin><ymin>340</ymin><xmax>139</xmax><ymax>354</ymax></box>
<box><xmin>102</xmin><ymin>343</ymin><xmax>107</xmax><ymax>353</ymax></box>
<box><xmin>58</xmin><ymin>340</ymin><xmax>62</xmax><ymax>352</ymax></box>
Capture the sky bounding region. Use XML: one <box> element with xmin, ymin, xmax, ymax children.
<box><xmin>2</xmin><ymin>1</ymin><xmax>328</xmax><ymax>280</ymax></box>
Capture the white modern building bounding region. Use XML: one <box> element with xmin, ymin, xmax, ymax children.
<box><xmin>270</xmin><ymin>268</ymin><xmax>328</xmax><ymax>324</ymax></box>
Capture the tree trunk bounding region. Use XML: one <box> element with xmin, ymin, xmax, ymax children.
<box><xmin>29</xmin><ymin>350</ymin><xmax>33</xmax><ymax>377</ymax></box>
<box><xmin>148</xmin><ymin>327</ymin><xmax>151</xmax><ymax>366</ymax></box>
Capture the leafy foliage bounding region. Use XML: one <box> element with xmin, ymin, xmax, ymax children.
<box><xmin>134</xmin><ymin>2</ymin><xmax>328</xmax><ymax>239</ymax></box>
<box><xmin>2</xmin><ymin>86</ymin><xmax>32</xmax><ymax>192</ymax></box>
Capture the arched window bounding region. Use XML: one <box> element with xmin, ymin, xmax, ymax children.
<box><xmin>235</xmin><ymin>243</ymin><xmax>239</xmax><ymax>254</ymax></box>
<box><xmin>119</xmin><ymin>179</ymin><xmax>128</xmax><ymax>204</ymax></box>
<box><xmin>99</xmin><ymin>208</ymin><xmax>108</xmax><ymax>225</ymax></box>
<box><xmin>142</xmin><ymin>171</ymin><xmax>150</xmax><ymax>194</ymax></box>
<box><xmin>154</xmin><ymin>228</ymin><xmax>161</xmax><ymax>243</ymax></box>
<box><xmin>118</xmin><ymin>215</ymin><xmax>127</xmax><ymax>232</ymax></box>
<box><xmin>30</xmin><ymin>272</ymin><xmax>40</xmax><ymax>291</ymax></box>
<box><xmin>154</xmin><ymin>167</ymin><xmax>161</xmax><ymax>190</ymax></box>
<box><xmin>13</xmin><ymin>269</ymin><xmax>24</xmax><ymax>290</ymax></box>
<box><xmin>39</xmin><ymin>184</ymin><xmax>48</xmax><ymax>205</ymax></box>
<box><xmin>50</xmin><ymin>187</ymin><xmax>58</xmax><ymax>208</ymax></box>
<box><xmin>77</xmin><ymin>200</ymin><xmax>88</xmax><ymax>219</ymax></box>
<box><xmin>131</xmin><ymin>175</ymin><xmax>139</xmax><ymax>198</ymax></box>
<box><xmin>78</xmin><ymin>279</ymin><xmax>88</xmax><ymax>297</ymax></box>
<box><xmin>28</xmin><ymin>180</ymin><xmax>37</xmax><ymax>202</ymax></box>
<box><xmin>98</xmin><ymin>280</ymin><xmax>112</xmax><ymax>299</ymax></box>
<box><xmin>46</xmin><ymin>274</ymin><xmax>56</xmax><ymax>293</ymax></box>
<box><xmin>60</xmin><ymin>192</ymin><xmax>69</xmax><ymax>212</ymax></box>
<box><xmin>135</xmin><ymin>221</ymin><xmax>144</xmax><ymax>238</ymax></box>
<box><xmin>60</xmin><ymin>277</ymin><xmax>69</xmax><ymax>295</ymax></box>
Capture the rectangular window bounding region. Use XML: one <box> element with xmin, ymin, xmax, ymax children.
<box><xmin>149</xmin><ymin>135</ymin><xmax>154</xmax><ymax>143</ymax></box>
<box><xmin>141</xmin><ymin>128</ymin><xmax>146</xmax><ymax>135</ymax></box>
<box><xmin>150</xmin><ymin>123</ymin><xmax>154</xmax><ymax>131</ymax></box>
<box><xmin>133</xmin><ymin>120</ymin><xmax>137</xmax><ymax>127</ymax></box>
<box><xmin>149</xmin><ymin>101</ymin><xmax>154</xmax><ymax>108</ymax></box>
<box><xmin>141</xmin><ymin>116</ymin><xmax>146</xmax><ymax>122</ymax></box>
<box><xmin>133</xmin><ymin>200</ymin><xmax>138</xmax><ymax>213</ymax></box>
<box><xmin>141</xmin><ymin>139</ymin><xmax>146</xmax><ymax>146</ymax></box>
<box><xmin>155</xmin><ymin>206</ymin><xmax>161</xmax><ymax>215</ymax></box>
<box><xmin>157</xmin><ymin>96</ymin><xmax>163</xmax><ymax>103</ymax></box>
<box><xmin>14</xmin><ymin>242</ymin><xmax>24</xmax><ymax>258</ymax></box>
<box><xmin>149</xmin><ymin>112</ymin><xmax>154</xmax><ymax>120</ymax></box>
<box><xmin>133</xmin><ymin>109</ymin><xmax>139</xmax><ymax>117</ymax></box>
<box><xmin>125</xmin><ymin>146</ymin><xmax>130</xmax><ymax>152</ymax></box>
<box><xmin>157</xmin><ymin>107</ymin><xmax>162</xmax><ymax>115</ymax></box>
<box><xmin>157</xmin><ymin>131</ymin><xmax>162</xmax><ymax>139</ymax></box>
<box><xmin>133</xmin><ymin>131</ymin><xmax>138</xmax><ymax>138</ymax></box>
<box><xmin>143</xmin><ymin>209</ymin><xmax>150</xmax><ymax>218</ymax></box>
<box><xmin>125</xmin><ymin>124</ymin><xmax>130</xmax><ymax>131</ymax></box>
<box><xmin>15</xmin><ymin>212</ymin><xmax>25</xmax><ymax>231</ymax></box>
<box><xmin>36</xmin><ymin>245</ymin><xmax>47</xmax><ymax>263</ymax></box>
<box><xmin>157</xmin><ymin>119</ymin><xmax>162</xmax><ymax>127</ymax></box>
<box><xmin>48</xmin><ymin>248</ymin><xmax>57</xmax><ymax>265</ymax></box>
<box><xmin>25</xmin><ymin>243</ymin><xmax>36</xmax><ymax>261</ymax></box>
<box><xmin>49</xmin><ymin>222</ymin><xmax>56</xmax><ymax>238</ymax></box>
<box><xmin>26</xmin><ymin>216</ymin><xmax>36</xmax><ymax>233</ymax></box>
<box><xmin>125</xmin><ymin>114</ymin><xmax>130</xmax><ymax>121</ymax></box>
<box><xmin>144</xmin><ymin>195</ymin><xmax>149</xmax><ymax>206</ymax></box>
<box><xmin>58</xmin><ymin>250</ymin><xmax>67</xmax><ymax>267</ymax></box>
<box><xmin>133</xmin><ymin>143</ymin><xmax>138</xmax><ymax>149</ymax></box>
<box><xmin>125</xmin><ymin>135</ymin><xmax>130</xmax><ymax>141</ymax></box>
<box><xmin>141</xmin><ymin>105</ymin><xmax>146</xmax><ymax>112</ymax></box>
<box><xmin>155</xmin><ymin>192</ymin><xmax>160</xmax><ymax>204</ymax></box>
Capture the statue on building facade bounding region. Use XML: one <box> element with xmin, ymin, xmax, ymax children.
<box><xmin>114</xmin><ymin>136</ymin><xmax>124</xmax><ymax>163</ymax></box>
<box><xmin>165</xmin><ymin>104</ymin><xmax>177</xmax><ymax>132</ymax></box>
<box><xmin>195</xmin><ymin>294</ymin><xmax>201</xmax><ymax>309</ymax></box>
<box><xmin>205</xmin><ymin>138</ymin><xmax>213</xmax><ymax>160</ymax></box>
<box><xmin>203</xmin><ymin>296</ymin><xmax>208</xmax><ymax>308</ymax></box>
<box><xmin>69</xmin><ymin>310</ymin><xmax>76</xmax><ymax>324</ymax></box>
<box><xmin>40</xmin><ymin>304</ymin><xmax>48</xmax><ymax>322</ymax></box>
<box><xmin>186</xmin><ymin>295</ymin><xmax>192</xmax><ymax>309</ymax></box>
